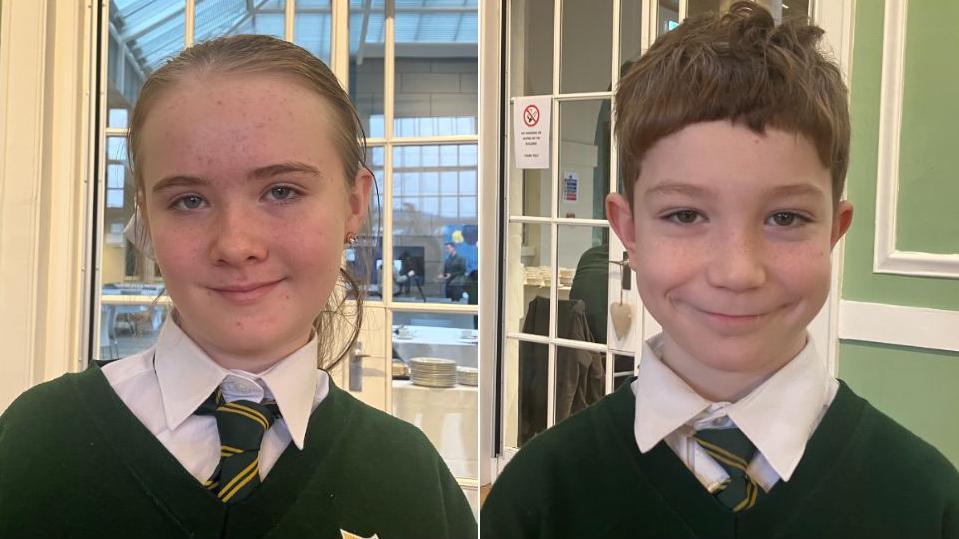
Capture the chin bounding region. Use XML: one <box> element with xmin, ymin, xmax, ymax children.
<box><xmin>699</xmin><ymin>336</ymin><xmax>800</xmax><ymax>373</ymax></box>
<box><xmin>206</xmin><ymin>320</ymin><xmax>305</xmax><ymax>354</ymax></box>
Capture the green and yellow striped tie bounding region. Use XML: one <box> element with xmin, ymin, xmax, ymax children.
<box><xmin>693</xmin><ymin>427</ymin><xmax>764</xmax><ymax>512</ymax></box>
<box><xmin>196</xmin><ymin>389</ymin><xmax>280</xmax><ymax>504</ymax></box>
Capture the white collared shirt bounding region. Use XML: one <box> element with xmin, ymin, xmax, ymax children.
<box><xmin>632</xmin><ymin>333</ymin><xmax>838</xmax><ymax>493</ymax></box>
<box><xmin>102</xmin><ymin>317</ymin><xmax>329</xmax><ymax>483</ymax></box>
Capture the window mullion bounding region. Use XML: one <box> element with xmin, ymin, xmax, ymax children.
<box><xmin>185</xmin><ymin>0</ymin><xmax>196</xmax><ymax>47</ymax></box>
<box><xmin>285</xmin><ymin>0</ymin><xmax>296</xmax><ymax>42</ymax></box>
<box><xmin>332</xmin><ymin>0</ymin><xmax>350</xmax><ymax>91</ymax></box>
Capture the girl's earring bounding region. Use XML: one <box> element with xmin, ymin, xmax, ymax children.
<box><xmin>345</xmin><ymin>233</ymin><xmax>358</xmax><ymax>247</ymax></box>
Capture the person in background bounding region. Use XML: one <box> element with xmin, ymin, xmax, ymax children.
<box><xmin>481</xmin><ymin>4</ymin><xmax>959</xmax><ymax>538</ymax></box>
<box><xmin>439</xmin><ymin>241</ymin><xmax>467</xmax><ymax>302</ymax></box>
<box><xmin>0</xmin><ymin>35</ymin><xmax>475</xmax><ymax>539</ymax></box>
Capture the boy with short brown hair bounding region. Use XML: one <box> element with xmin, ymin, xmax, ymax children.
<box><xmin>481</xmin><ymin>3</ymin><xmax>959</xmax><ymax>538</ymax></box>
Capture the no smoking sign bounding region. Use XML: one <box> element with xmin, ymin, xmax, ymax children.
<box><xmin>513</xmin><ymin>96</ymin><xmax>550</xmax><ymax>169</ymax></box>
<box><xmin>523</xmin><ymin>104</ymin><xmax>540</xmax><ymax>127</ymax></box>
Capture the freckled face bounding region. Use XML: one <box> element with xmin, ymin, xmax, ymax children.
<box><xmin>139</xmin><ymin>73</ymin><xmax>368</xmax><ymax>368</ymax></box>
<box><xmin>609</xmin><ymin>121</ymin><xmax>853</xmax><ymax>377</ymax></box>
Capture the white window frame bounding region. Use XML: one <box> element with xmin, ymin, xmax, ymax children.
<box><xmin>489</xmin><ymin>0</ymin><xmax>852</xmax><ymax>479</ymax></box>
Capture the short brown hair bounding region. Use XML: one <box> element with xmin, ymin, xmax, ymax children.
<box><xmin>615</xmin><ymin>1</ymin><xmax>849</xmax><ymax>206</ymax></box>
<box><xmin>128</xmin><ymin>35</ymin><xmax>370</xmax><ymax>369</ymax></box>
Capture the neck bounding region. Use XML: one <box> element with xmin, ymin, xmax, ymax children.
<box><xmin>658</xmin><ymin>333</ymin><xmax>806</xmax><ymax>402</ymax></box>
<box><xmin>173</xmin><ymin>311</ymin><xmax>312</xmax><ymax>373</ymax></box>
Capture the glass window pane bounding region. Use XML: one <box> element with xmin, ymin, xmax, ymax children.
<box><xmin>394</xmin><ymin>1</ymin><xmax>478</xmax><ymax>137</ymax></box>
<box><xmin>620</xmin><ymin>0</ymin><xmax>644</xmax><ymax>70</ymax></box>
<box><xmin>459</xmin><ymin>144</ymin><xmax>477</xmax><ymax>166</ymax></box>
<box><xmin>556</xmin><ymin>225</ymin><xmax>609</xmax><ymax>344</ymax></box>
<box><xmin>99</xmin><ymin>217</ymin><xmax>168</xmax><ymax>360</ymax></box>
<box><xmin>194</xmin><ymin>0</ymin><xmax>285</xmax><ymax>42</ymax></box>
<box><xmin>507</xmin><ymin>97</ymin><xmax>553</xmax><ymax>217</ymax></box>
<box><xmin>555</xmin><ymin>345</ymin><xmax>605</xmax><ymax>424</ymax></box>
<box><xmin>422</xmin><ymin>172</ymin><xmax>440</xmax><ymax>195</ymax></box>
<box><xmin>504</xmin><ymin>337</ymin><xmax>548</xmax><ymax>448</ymax></box>
<box><xmin>295</xmin><ymin>1</ymin><xmax>332</xmax><ymax>64</ymax></box>
<box><xmin>102</xmin><ymin>0</ymin><xmax>185</xmax><ymax>359</ymax></box>
<box><xmin>106</xmin><ymin>189</ymin><xmax>125</xmax><ymax>209</ymax></box>
<box><xmin>782</xmin><ymin>0</ymin><xmax>811</xmax><ymax>18</ymax></box>
<box><xmin>459</xmin><ymin>170</ymin><xmax>476</xmax><ymax>195</ymax></box>
<box><xmin>657</xmin><ymin>0</ymin><xmax>679</xmax><ymax>36</ymax></box>
<box><xmin>509</xmin><ymin>0</ymin><xmax>554</xmax><ymax>96</ymax></box>
<box><xmin>505</xmin><ymin>222</ymin><xmax>551</xmax><ymax>335</ymax></box>
<box><xmin>391</xmin><ymin>311</ymin><xmax>479</xmax><ymax>480</ymax></box>
<box><xmin>687</xmin><ymin>0</ymin><xmax>721</xmax><ymax>16</ymax></box>
<box><xmin>613</xmin><ymin>353</ymin><xmax>636</xmax><ymax>390</ymax></box>
<box><xmin>403</xmin><ymin>145</ymin><xmax>421</xmax><ymax>167</ymax></box>
<box><xmin>108</xmin><ymin>108</ymin><xmax>129</xmax><ymax>129</ymax></box>
<box><xmin>403</xmin><ymin>173</ymin><xmax>420</xmax><ymax>195</ymax></box>
<box><xmin>350</xmin><ymin>0</ymin><xmax>386</xmax><ymax>137</ymax></box>
<box><xmin>370</xmin><ymin>145</ymin><xmax>385</xmax><ymax>168</ymax></box>
<box><xmin>107</xmin><ymin>164</ymin><xmax>125</xmax><ymax>189</ymax></box>
<box><xmin>557</xmin><ymin>99</ymin><xmax>611</xmax><ymax>220</ymax></box>
<box><xmin>559</xmin><ymin>0</ymin><xmax>613</xmax><ymax>93</ymax></box>
<box><xmin>391</xmin><ymin>144</ymin><xmax>478</xmax><ymax>305</ymax></box>
<box><xmin>687</xmin><ymin>0</ymin><xmax>809</xmax><ymax>20</ymax></box>
<box><xmin>391</xmin><ymin>311</ymin><xmax>478</xmax><ymax>367</ymax></box>
<box><xmin>348</xmin><ymin>145</ymin><xmax>384</xmax><ymax>297</ymax></box>
<box><xmin>459</xmin><ymin>197</ymin><xmax>476</xmax><ymax>218</ymax></box>
<box><xmin>439</xmin><ymin>145</ymin><xmax>457</xmax><ymax>167</ymax></box>
<box><xmin>109</xmin><ymin>0</ymin><xmax>185</xmax><ymax>121</ymax></box>
<box><xmin>100</xmin><ymin>300</ymin><xmax>171</xmax><ymax>361</ymax></box>
<box><xmin>441</xmin><ymin>197</ymin><xmax>458</xmax><ymax>218</ymax></box>
<box><xmin>107</xmin><ymin>136</ymin><xmax>127</xmax><ymax>161</ymax></box>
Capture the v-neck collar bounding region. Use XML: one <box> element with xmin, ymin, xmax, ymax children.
<box><xmin>603</xmin><ymin>377</ymin><xmax>866</xmax><ymax>538</ymax></box>
<box><xmin>73</xmin><ymin>365</ymin><xmax>353</xmax><ymax>537</ymax></box>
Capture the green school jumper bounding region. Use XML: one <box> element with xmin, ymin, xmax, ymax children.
<box><xmin>482</xmin><ymin>379</ymin><xmax>959</xmax><ymax>539</ymax></box>
<box><xmin>0</xmin><ymin>367</ymin><xmax>477</xmax><ymax>539</ymax></box>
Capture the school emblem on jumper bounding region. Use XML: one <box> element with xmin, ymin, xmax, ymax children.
<box><xmin>340</xmin><ymin>530</ymin><xmax>379</xmax><ymax>539</ymax></box>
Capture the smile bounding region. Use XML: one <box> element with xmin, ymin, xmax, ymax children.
<box><xmin>692</xmin><ymin>306</ymin><xmax>773</xmax><ymax>332</ymax></box>
<box><xmin>210</xmin><ymin>279</ymin><xmax>284</xmax><ymax>304</ymax></box>
<box><xmin>703</xmin><ymin>311</ymin><xmax>765</xmax><ymax>321</ymax></box>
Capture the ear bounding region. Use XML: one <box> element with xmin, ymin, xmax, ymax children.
<box><xmin>830</xmin><ymin>200</ymin><xmax>854</xmax><ymax>248</ymax></box>
<box><xmin>345</xmin><ymin>167</ymin><xmax>374</xmax><ymax>236</ymax></box>
<box><xmin>606</xmin><ymin>192</ymin><xmax>639</xmax><ymax>271</ymax></box>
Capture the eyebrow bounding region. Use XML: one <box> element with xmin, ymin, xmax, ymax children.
<box><xmin>151</xmin><ymin>161</ymin><xmax>322</xmax><ymax>193</ymax></box>
<box><xmin>643</xmin><ymin>181</ymin><xmax>826</xmax><ymax>199</ymax></box>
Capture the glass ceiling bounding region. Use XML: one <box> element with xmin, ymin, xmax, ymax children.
<box><xmin>110</xmin><ymin>0</ymin><xmax>478</xmax><ymax>75</ymax></box>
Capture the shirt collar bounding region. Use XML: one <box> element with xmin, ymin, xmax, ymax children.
<box><xmin>633</xmin><ymin>334</ymin><xmax>713</xmax><ymax>453</ymax></box>
<box><xmin>154</xmin><ymin>317</ymin><xmax>320</xmax><ymax>449</ymax></box>
<box><xmin>633</xmin><ymin>332</ymin><xmax>832</xmax><ymax>481</ymax></box>
<box><xmin>723</xmin><ymin>335</ymin><xmax>831</xmax><ymax>481</ymax></box>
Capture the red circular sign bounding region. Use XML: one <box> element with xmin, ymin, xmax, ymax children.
<box><xmin>523</xmin><ymin>104</ymin><xmax>540</xmax><ymax>127</ymax></box>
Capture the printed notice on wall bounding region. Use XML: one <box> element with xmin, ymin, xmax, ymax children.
<box><xmin>513</xmin><ymin>96</ymin><xmax>551</xmax><ymax>169</ymax></box>
<box><xmin>563</xmin><ymin>172</ymin><xmax>579</xmax><ymax>202</ymax></box>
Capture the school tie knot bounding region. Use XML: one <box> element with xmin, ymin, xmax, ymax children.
<box><xmin>195</xmin><ymin>388</ymin><xmax>281</xmax><ymax>504</ymax></box>
<box><xmin>693</xmin><ymin>427</ymin><xmax>763</xmax><ymax>512</ymax></box>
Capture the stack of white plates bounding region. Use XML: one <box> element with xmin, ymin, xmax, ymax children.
<box><xmin>523</xmin><ymin>266</ymin><xmax>552</xmax><ymax>287</ymax></box>
<box><xmin>409</xmin><ymin>357</ymin><xmax>457</xmax><ymax>388</ymax></box>
<box><xmin>456</xmin><ymin>366</ymin><xmax>478</xmax><ymax>386</ymax></box>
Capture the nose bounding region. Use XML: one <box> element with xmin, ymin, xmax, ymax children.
<box><xmin>208</xmin><ymin>203</ymin><xmax>268</xmax><ymax>266</ymax></box>
<box><xmin>705</xmin><ymin>228</ymin><xmax>767</xmax><ymax>291</ymax></box>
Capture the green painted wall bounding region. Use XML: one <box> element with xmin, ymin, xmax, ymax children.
<box><xmin>839</xmin><ymin>0</ymin><xmax>959</xmax><ymax>470</ymax></box>
<box><xmin>842</xmin><ymin>0</ymin><xmax>959</xmax><ymax>309</ymax></box>
<box><xmin>895</xmin><ymin>1</ymin><xmax>959</xmax><ymax>254</ymax></box>
<box><xmin>839</xmin><ymin>341</ymin><xmax>959</xmax><ymax>467</ymax></box>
